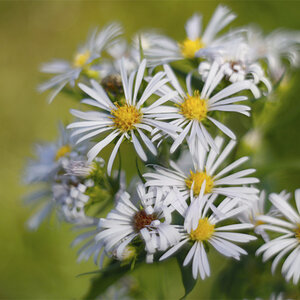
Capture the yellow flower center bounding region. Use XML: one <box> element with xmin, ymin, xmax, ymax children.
<box><xmin>295</xmin><ymin>225</ymin><xmax>300</xmax><ymax>241</ymax></box>
<box><xmin>112</xmin><ymin>104</ymin><xmax>142</xmax><ymax>132</ymax></box>
<box><xmin>190</xmin><ymin>218</ymin><xmax>215</xmax><ymax>241</ymax></box>
<box><xmin>179</xmin><ymin>38</ymin><xmax>205</xmax><ymax>59</ymax></box>
<box><xmin>73</xmin><ymin>50</ymin><xmax>90</xmax><ymax>68</ymax></box>
<box><xmin>180</xmin><ymin>91</ymin><xmax>208</xmax><ymax>121</ymax></box>
<box><xmin>254</xmin><ymin>220</ymin><xmax>265</xmax><ymax>227</ymax></box>
<box><xmin>55</xmin><ymin>145</ymin><xmax>71</xmax><ymax>160</ymax></box>
<box><xmin>185</xmin><ymin>170</ymin><xmax>214</xmax><ymax>195</ymax></box>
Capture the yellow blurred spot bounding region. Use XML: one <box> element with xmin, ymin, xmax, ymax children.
<box><xmin>180</xmin><ymin>91</ymin><xmax>207</xmax><ymax>121</ymax></box>
<box><xmin>112</xmin><ymin>104</ymin><xmax>142</xmax><ymax>132</ymax></box>
<box><xmin>190</xmin><ymin>218</ymin><xmax>215</xmax><ymax>241</ymax></box>
<box><xmin>73</xmin><ymin>50</ymin><xmax>90</xmax><ymax>68</ymax></box>
<box><xmin>84</xmin><ymin>68</ymin><xmax>99</xmax><ymax>79</ymax></box>
<box><xmin>254</xmin><ymin>220</ymin><xmax>264</xmax><ymax>227</ymax></box>
<box><xmin>185</xmin><ymin>170</ymin><xmax>214</xmax><ymax>195</ymax></box>
<box><xmin>55</xmin><ymin>145</ymin><xmax>71</xmax><ymax>160</ymax></box>
<box><xmin>179</xmin><ymin>38</ymin><xmax>205</xmax><ymax>59</ymax></box>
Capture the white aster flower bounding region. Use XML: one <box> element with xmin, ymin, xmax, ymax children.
<box><xmin>68</xmin><ymin>59</ymin><xmax>179</xmax><ymax>175</ymax></box>
<box><xmin>98</xmin><ymin>184</ymin><xmax>180</xmax><ymax>263</ymax></box>
<box><xmin>38</xmin><ymin>23</ymin><xmax>122</xmax><ymax>103</ymax></box>
<box><xmin>52</xmin><ymin>182</ymin><xmax>94</xmax><ymax>224</ymax></box>
<box><xmin>152</xmin><ymin>62</ymin><xmax>260</xmax><ymax>153</ymax></box>
<box><xmin>160</xmin><ymin>192</ymin><xmax>256</xmax><ymax>279</ymax></box>
<box><xmin>24</xmin><ymin>124</ymin><xmax>89</xmax><ymax>184</ymax></box>
<box><xmin>144</xmin><ymin>5</ymin><xmax>238</xmax><ymax>66</ymax></box>
<box><xmin>73</xmin><ymin>184</ymin><xmax>180</xmax><ymax>264</ymax></box>
<box><xmin>256</xmin><ymin>189</ymin><xmax>300</xmax><ymax>285</ymax></box>
<box><xmin>145</xmin><ymin>136</ymin><xmax>259</xmax><ymax>203</ymax></box>
<box><xmin>24</xmin><ymin>125</ymin><xmax>93</xmax><ymax>229</ymax></box>
<box><xmin>238</xmin><ymin>190</ymin><xmax>291</xmax><ymax>242</ymax></box>
<box><xmin>246</xmin><ymin>27</ymin><xmax>300</xmax><ymax>81</ymax></box>
<box><xmin>198</xmin><ymin>41</ymin><xmax>272</xmax><ymax>94</ymax></box>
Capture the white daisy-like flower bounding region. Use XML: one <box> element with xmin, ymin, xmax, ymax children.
<box><xmin>24</xmin><ymin>124</ymin><xmax>91</xmax><ymax>185</ymax></box>
<box><xmin>198</xmin><ymin>40</ymin><xmax>272</xmax><ymax>94</ymax></box>
<box><xmin>152</xmin><ymin>62</ymin><xmax>260</xmax><ymax>153</ymax></box>
<box><xmin>67</xmin><ymin>59</ymin><xmax>179</xmax><ymax>175</ymax></box>
<box><xmin>38</xmin><ymin>23</ymin><xmax>122</xmax><ymax>103</ymax></box>
<box><xmin>256</xmin><ymin>189</ymin><xmax>300</xmax><ymax>285</ymax></box>
<box><xmin>73</xmin><ymin>184</ymin><xmax>181</xmax><ymax>264</ymax></box>
<box><xmin>246</xmin><ymin>27</ymin><xmax>300</xmax><ymax>81</ymax></box>
<box><xmin>144</xmin><ymin>5</ymin><xmax>238</xmax><ymax>66</ymax></box>
<box><xmin>24</xmin><ymin>125</ymin><xmax>93</xmax><ymax>229</ymax></box>
<box><xmin>160</xmin><ymin>190</ymin><xmax>256</xmax><ymax>279</ymax></box>
<box><xmin>98</xmin><ymin>184</ymin><xmax>181</xmax><ymax>263</ymax></box>
<box><xmin>145</xmin><ymin>136</ymin><xmax>259</xmax><ymax>203</ymax></box>
<box><xmin>238</xmin><ymin>190</ymin><xmax>291</xmax><ymax>242</ymax></box>
<box><xmin>96</xmin><ymin>38</ymin><xmax>139</xmax><ymax>85</ymax></box>
<box><xmin>52</xmin><ymin>182</ymin><xmax>94</xmax><ymax>225</ymax></box>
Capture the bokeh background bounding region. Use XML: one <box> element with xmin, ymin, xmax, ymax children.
<box><xmin>1</xmin><ymin>1</ymin><xmax>300</xmax><ymax>299</ymax></box>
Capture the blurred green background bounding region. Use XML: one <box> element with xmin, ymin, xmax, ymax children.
<box><xmin>1</xmin><ymin>0</ymin><xmax>300</xmax><ymax>299</ymax></box>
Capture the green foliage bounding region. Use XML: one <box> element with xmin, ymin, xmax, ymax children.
<box><xmin>83</xmin><ymin>260</ymin><xmax>138</xmax><ymax>299</ymax></box>
<box><xmin>176</xmin><ymin>250</ymin><xmax>197</xmax><ymax>299</ymax></box>
<box><xmin>210</xmin><ymin>243</ymin><xmax>300</xmax><ymax>299</ymax></box>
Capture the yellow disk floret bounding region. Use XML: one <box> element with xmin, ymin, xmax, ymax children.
<box><xmin>180</xmin><ymin>91</ymin><xmax>208</xmax><ymax>122</ymax></box>
<box><xmin>112</xmin><ymin>104</ymin><xmax>142</xmax><ymax>132</ymax></box>
<box><xmin>190</xmin><ymin>218</ymin><xmax>215</xmax><ymax>241</ymax></box>
<box><xmin>73</xmin><ymin>50</ymin><xmax>90</xmax><ymax>68</ymax></box>
<box><xmin>185</xmin><ymin>170</ymin><xmax>214</xmax><ymax>195</ymax></box>
<box><xmin>295</xmin><ymin>225</ymin><xmax>300</xmax><ymax>241</ymax></box>
<box><xmin>179</xmin><ymin>38</ymin><xmax>205</xmax><ymax>59</ymax></box>
<box><xmin>55</xmin><ymin>145</ymin><xmax>71</xmax><ymax>160</ymax></box>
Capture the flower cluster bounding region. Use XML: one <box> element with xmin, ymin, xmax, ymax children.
<box><xmin>24</xmin><ymin>4</ymin><xmax>300</xmax><ymax>295</ymax></box>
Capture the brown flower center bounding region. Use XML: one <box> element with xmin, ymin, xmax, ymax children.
<box><xmin>133</xmin><ymin>209</ymin><xmax>156</xmax><ymax>232</ymax></box>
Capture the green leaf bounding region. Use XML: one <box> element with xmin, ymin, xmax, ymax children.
<box><xmin>136</xmin><ymin>158</ymin><xmax>146</xmax><ymax>184</ymax></box>
<box><xmin>83</xmin><ymin>260</ymin><xmax>135</xmax><ymax>300</ymax></box>
<box><xmin>176</xmin><ymin>251</ymin><xmax>197</xmax><ymax>300</ymax></box>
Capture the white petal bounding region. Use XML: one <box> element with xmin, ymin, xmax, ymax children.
<box><xmin>132</xmin><ymin>131</ymin><xmax>147</xmax><ymax>161</ymax></box>
<box><xmin>107</xmin><ymin>134</ymin><xmax>124</xmax><ymax>176</ymax></box>
<box><xmin>87</xmin><ymin>130</ymin><xmax>120</xmax><ymax>162</ymax></box>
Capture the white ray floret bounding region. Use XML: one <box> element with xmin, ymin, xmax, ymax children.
<box><xmin>256</xmin><ymin>189</ymin><xmax>300</xmax><ymax>285</ymax></box>
<box><xmin>38</xmin><ymin>23</ymin><xmax>123</xmax><ymax>103</ymax></box>
<box><xmin>238</xmin><ymin>190</ymin><xmax>291</xmax><ymax>242</ymax></box>
<box><xmin>151</xmin><ymin>62</ymin><xmax>260</xmax><ymax>153</ymax></box>
<box><xmin>68</xmin><ymin>59</ymin><xmax>179</xmax><ymax>175</ymax></box>
<box><xmin>144</xmin><ymin>5</ymin><xmax>239</xmax><ymax>66</ymax></box>
<box><xmin>145</xmin><ymin>136</ymin><xmax>259</xmax><ymax>203</ymax></box>
<box><xmin>160</xmin><ymin>190</ymin><xmax>256</xmax><ymax>279</ymax></box>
